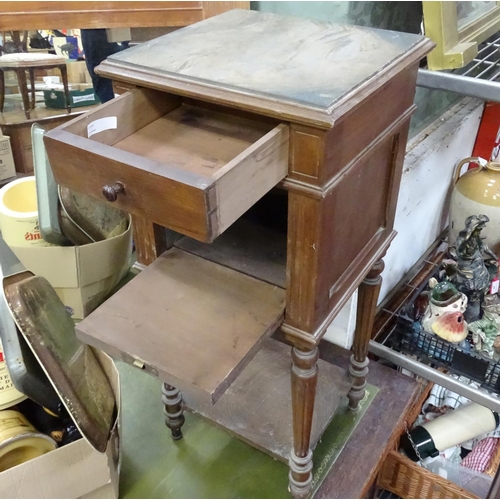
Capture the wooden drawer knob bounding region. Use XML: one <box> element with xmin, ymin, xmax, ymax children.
<box><xmin>102</xmin><ymin>182</ymin><xmax>125</xmax><ymax>202</ymax></box>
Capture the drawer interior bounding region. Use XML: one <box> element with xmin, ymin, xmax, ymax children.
<box><xmin>113</xmin><ymin>105</ymin><xmax>274</xmax><ymax>176</ymax></box>
<box><xmin>64</xmin><ymin>87</ymin><xmax>278</xmax><ymax>178</ymax></box>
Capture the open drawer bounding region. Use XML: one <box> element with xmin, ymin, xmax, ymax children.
<box><xmin>44</xmin><ymin>87</ymin><xmax>289</xmax><ymax>242</ymax></box>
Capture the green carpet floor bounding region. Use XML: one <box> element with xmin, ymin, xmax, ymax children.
<box><xmin>118</xmin><ymin>360</ymin><xmax>377</xmax><ymax>499</ymax></box>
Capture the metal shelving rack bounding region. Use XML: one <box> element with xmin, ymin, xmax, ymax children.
<box><xmin>368</xmin><ymin>231</ymin><xmax>500</xmax><ymax>414</ymax></box>
<box><xmin>368</xmin><ymin>34</ymin><xmax>500</xmax><ymax>415</ymax></box>
<box><xmin>369</xmin><ymin>340</ymin><xmax>500</xmax><ymax>413</ymax></box>
<box><xmin>418</xmin><ymin>34</ymin><xmax>500</xmax><ymax>101</ymax></box>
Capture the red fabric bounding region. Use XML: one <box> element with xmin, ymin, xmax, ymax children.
<box><xmin>461</xmin><ymin>437</ymin><xmax>499</xmax><ymax>472</ymax></box>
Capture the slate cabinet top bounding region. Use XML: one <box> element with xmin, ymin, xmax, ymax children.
<box><xmin>97</xmin><ymin>9</ymin><xmax>434</xmax><ymax>127</ymax></box>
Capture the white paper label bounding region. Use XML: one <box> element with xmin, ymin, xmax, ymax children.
<box><xmin>87</xmin><ymin>116</ymin><xmax>117</xmax><ymax>137</ymax></box>
<box><xmin>73</xmin><ymin>93</ymin><xmax>95</xmax><ymax>103</ymax></box>
<box><xmin>490</xmin><ymin>278</ymin><xmax>499</xmax><ymax>295</ymax></box>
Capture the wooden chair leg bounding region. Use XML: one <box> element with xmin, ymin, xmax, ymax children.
<box><xmin>289</xmin><ymin>346</ymin><xmax>319</xmax><ymax>499</ymax></box>
<box><xmin>0</xmin><ymin>69</ymin><xmax>4</xmax><ymax>113</ymax></box>
<box><xmin>347</xmin><ymin>258</ymin><xmax>385</xmax><ymax>412</ymax></box>
<box><xmin>59</xmin><ymin>63</ymin><xmax>71</xmax><ymax>113</ymax></box>
<box><xmin>162</xmin><ymin>383</ymin><xmax>185</xmax><ymax>441</ymax></box>
<box><xmin>28</xmin><ymin>68</ymin><xmax>36</xmax><ymax>110</ymax></box>
<box><xmin>15</xmin><ymin>68</ymin><xmax>30</xmax><ymax>119</ymax></box>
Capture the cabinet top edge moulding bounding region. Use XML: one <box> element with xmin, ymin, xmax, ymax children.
<box><xmin>0</xmin><ymin>1</ymin><xmax>249</xmax><ymax>30</ymax></box>
<box><xmin>95</xmin><ymin>9</ymin><xmax>435</xmax><ymax>129</ymax></box>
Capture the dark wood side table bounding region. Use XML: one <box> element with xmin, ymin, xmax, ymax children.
<box><xmin>45</xmin><ymin>10</ymin><xmax>434</xmax><ymax>498</ymax></box>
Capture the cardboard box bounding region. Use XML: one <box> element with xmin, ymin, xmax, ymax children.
<box><xmin>66</xmin><ymin>61</ymin><xmax>92</xmax><ymax>84</ymax></box>
<box><xmin>44</xmin><ymin>85</ymin><xmax>98</xmax><ymax>109</ymax></box>
<box><xmin>0</xmin><ymin>349</ymin><xmax>120</xmax><ymax>499</ymax></box>
<box><xmin>0</xmin><ymin>136</ymin><xmax>16</xmax><ymax>182</ymax></box>
<box><xmin>10</xmin><ymin>222</ymin><xmax>132</xmax><ymax>320</ymax></box>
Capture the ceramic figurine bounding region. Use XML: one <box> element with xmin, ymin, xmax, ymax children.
<box><xmin>493</xmin><ymin>336</ymin><xmax>500</xmax><ymax>356</ymax></box>
<box><xmin>449</xmin><ymin>215</ymin><xmax>498</xmax><ymax>322</ymax></box>
<box><xmin>422</xmin><ymin>280</ymin><xmax>467</xmax><ymax>333</ymax></box>
<box><xmin>468</xmin><ymin>316</ymin><xmax>498</xmax><ymax>358</ymax></box>
<box><xmin>469</xmin><ymin>294</ymin><xmax>500</xmax><ymax>359</ymax></box>
<box><xmin>431</xmin><ymin>311</ymin><xmax>468</xmax><ymax>343</ymax></box>
<box><xmin>483</xmin><ymin>294</ymin><xmax>500</xmax><ymax>323</ymax></box>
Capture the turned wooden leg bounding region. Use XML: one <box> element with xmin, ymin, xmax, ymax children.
<box><xmin>15</xmin><ymin>68</ymin><xmax>30</xmax><ymax>119</ymax></box>
<box><xmin>289</xmin><ymin>346</ymin><xmax>319</xmax><ymax>499</ymax></box>
<box><xmin>28</xmin><ymin>68</ymin><xmax>36</xmax><ymax>110</ymax></box>
<box><xmin>0</xmin><ymin>70</ymin><xmax>5</xmax><ymax>113</ymax></box>
<box><xmin>347</xmin><ymin>258</ymin><xmax>385</xmax><ymax>412</ymax></box>
<box><xmin>162</xmin><ymin>383</ymin><xmax>185</xmax><ymax>441</ymax></box>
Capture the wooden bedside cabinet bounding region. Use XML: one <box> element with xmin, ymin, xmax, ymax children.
<box><xmin>44</xmin><ymin>10</ymin><xmax>433</xmax><ymax>498</ymax></box>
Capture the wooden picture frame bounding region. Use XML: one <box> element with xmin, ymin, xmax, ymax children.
<box><xmin>423</xmin><ymin>1</ymin><xmax>500</xmax><ymax>70</ymax></box>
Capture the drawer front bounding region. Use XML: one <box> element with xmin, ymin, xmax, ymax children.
<box><xmin>45</xmin><ymin>130</ymin><xmax>213</xmax><ymax>241</ymax></box>
<box><xmin>45</xmin><ymin>88</ymin><xmax>289</xmax><ymax>242</ymax></box>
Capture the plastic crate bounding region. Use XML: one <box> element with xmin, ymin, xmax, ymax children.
<box><xmin>390</xmin><ymin>268</ymin><xmax>500</xmax><ymax>394</ymax></box>
<box><xmin>43</xmin><ymin>87</ymin><xmax>98</xmax><ymax>109</ymax></box>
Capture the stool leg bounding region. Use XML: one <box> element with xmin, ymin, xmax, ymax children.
<box><xmin>289</xmin><ymin>346</ymin><xmax>319</xmax><ymax>499</ymax></box>
<box><xmin>347</xmin><ymin>258</ymin><xmax>385</xmax><ymax>412</ymax></box>
<box><xmin>28</xmin><ymin>68</ymin><xmax>36</xmax><ymax>110</ymax></box>
<box><xmin>0</xmin><ymin>70</ymin><xmax>5</xmax><ymax>113</ymax></box>
<box><xmin>162</xmin><ymin>383</ymin><xmax>185</xmax><ymax>441</ymax></box>
<box><xmin>15</xmin><ymin>68</ymin><xmax>30</xmax><ymax>119</ymax></box>
<box><xmin>59</xmin><ymin>64</ymin><xmax>71</xmax><ymax>114</ymax></box>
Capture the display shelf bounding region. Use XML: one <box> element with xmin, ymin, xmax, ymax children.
<box><xmin>370</xmin><ymin>235</ymin><xmax>500</xmax><ymax>414</ymax></box>
<box><xmin>418</xmin><ymin>33</ymin><xmax>500</xmax><ymax>101</ymax></box>
<box><xmin>369</xmin><ymin>341</ymin><xmax>500</xmax><ymax>413</ymax></box>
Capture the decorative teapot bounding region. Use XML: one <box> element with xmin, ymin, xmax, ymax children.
<box><xmin>449</xmin><ymin>156</ymin><xmax>500</xmax><ymax>254</ymax></box>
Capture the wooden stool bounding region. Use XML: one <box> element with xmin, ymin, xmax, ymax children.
<box><xmin>0</xmin><ymin>53</ymin><xmax>70</xmax><ymax>119</ymax></box>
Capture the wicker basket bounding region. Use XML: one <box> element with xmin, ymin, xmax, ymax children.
<box><xmin>377</xmin><ymin>450</ymin><xmax>478</xmax><ymax>499</ymax></box>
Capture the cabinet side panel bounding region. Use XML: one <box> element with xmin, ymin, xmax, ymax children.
<box><xmin>284</xmin><ymin>65</ymin><xmax>419</xmax><ymax>341</ymax></box>
<box><xmin>324</xmin><ymin>65</ymin><xmax>417</xmax><ymax>181</ymax></box>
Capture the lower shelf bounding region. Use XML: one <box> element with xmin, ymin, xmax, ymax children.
<box><xmin>184</xmin><ymin>337</ymin><xmax>352</xmax><ymax>463</ymax></box>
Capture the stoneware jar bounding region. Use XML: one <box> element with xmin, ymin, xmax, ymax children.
<box><xmin>449</xmin><ymin>157</ymin><xmax>500</xmax><ymax>253</ymax></box>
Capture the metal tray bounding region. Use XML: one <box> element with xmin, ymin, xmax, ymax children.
<box><xmin>3</xmin><ymin>273</ymin><xmax>115</xmax><ymax>452</ymax></box>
